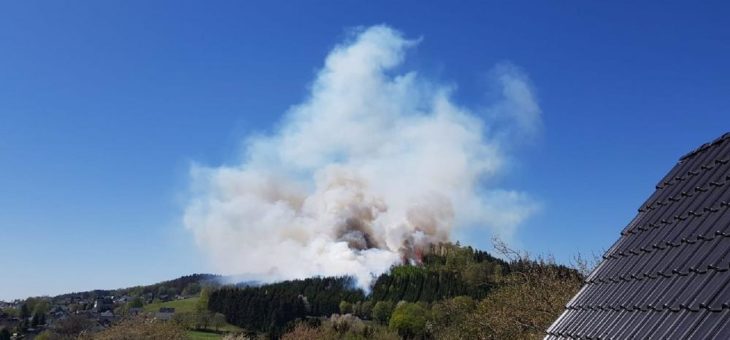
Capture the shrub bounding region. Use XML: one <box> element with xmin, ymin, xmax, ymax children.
<box><xmin>388</xmin><ymin>302</ymin><xmax>428</xmax><ymax>339</ymax></box>
<box><xmin>90</xmin><ymin>317</ymin><xmax>186</xmax><ymax>340</ymax></box>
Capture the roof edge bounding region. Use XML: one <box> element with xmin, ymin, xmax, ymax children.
<box><xmin>678</xmin><ymin>132</ymin><xmax>730</xmax><ymax>162</ymax></box>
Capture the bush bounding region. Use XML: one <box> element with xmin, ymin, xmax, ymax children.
<box><xmin>281</xmin><ymin>323</ymin><xmax>328</xmax><ymax>340</ymax></box>
<box><xmin>430</xmin><ymin>296</ymin><xmax>476</xmax><ymax>338</ymax></box>
<box><xmin>90</xmin><ymin>317</ymin><xmax>186</xmax><ymax>340</ymax></box>
<box><xmin>281</xmin><ymin>318</ymin><xmax>399</xmax><ymax>340</ymax></box>
<box><xmin>33</xmin><ymin>331</ymin><xmax>76</xmax><ymax>340</ymax></box>
<box><xmin>53</xmin><ymin>315</ymin><xmax>95</xmax><ymax>337</ymax></box>
<box><xmin>339</xmin><ymin>301</ymin><xmax>352</xmax><ymax>315</ymax></box>
<box><xmin>358</xmin><ymin>301</ymin><xmax>373</xmax><ymax>319</ymax></box>
<box><xmin>388</xmin><ymin>302</ymin><xmax>428</xmax><ymax>339</ymax></box>
<box><xmin>464</xmin><ymin>263</ymin><xmax>581</xmax><ymax>340</ymax></box>
<box><xmin>371</xmin><ymin>301</ymin><xmax>394</xmax><ymax>324</ymax></box>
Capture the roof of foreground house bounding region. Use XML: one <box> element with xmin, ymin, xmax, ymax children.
<box><xmin>546</xmin><ymin>132</ymin><xmax>730</xmax><ymax>340</ymax></box>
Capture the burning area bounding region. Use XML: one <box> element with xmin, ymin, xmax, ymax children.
<box><xmin>184</xmin><ymin>25</ymin><xmax>541</xmax><ymax>290</ymax></box>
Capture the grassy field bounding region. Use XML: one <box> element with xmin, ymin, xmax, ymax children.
<box><xmin>144</xmin><ymin>297</ymin><xmax>242</xmax><ymax>334</ymax></box>
<box><xmin>143</xmin><ymin>297</ymin><xmax>201</xmax><ymax>313</ymax></box>
<box><xmin>187</xmin><ymin>330</ymin><xmax>223</xmax><ymax>340</ymax></box>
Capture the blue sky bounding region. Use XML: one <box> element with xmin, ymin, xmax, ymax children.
<box><xmin>1</xmin><ymin>1</ymin><xmax>729</xmax><ymax>300</ymax></box>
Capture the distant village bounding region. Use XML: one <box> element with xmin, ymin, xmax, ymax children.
<box><xmin>0</xmin><ymin>274</ymin><xmax>219</xmax><ymax>339</ymax></box>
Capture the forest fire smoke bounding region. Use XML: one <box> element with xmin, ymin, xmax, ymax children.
<box><xmin>184</xmin><ymin>25</ymin><xmax>541</xmax><ymax>290</ymax></box>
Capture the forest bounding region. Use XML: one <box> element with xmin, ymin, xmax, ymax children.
<box><xmin>208</xmin><ymin>242</ymin><xmax>585</xmax><ymax>339</ymax></box>
<box><xmin>0</xmin><ymin>242</ymin><xmax>584</xmax><ymax>340</ymax></box>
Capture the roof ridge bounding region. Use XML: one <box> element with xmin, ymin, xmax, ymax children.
<box><xmin>679</xmin><ymin>132</ymin><xmax>730</xmax><ymax>162</ymax></box>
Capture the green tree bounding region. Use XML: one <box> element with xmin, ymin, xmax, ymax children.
<box><xmin>25</xmin><ymin>298</ymin><xmax>50</xmax><ymax>317</ymax></box>
<box><xmin>212</xmin><ymin>312</ymin><xmax>227</xmax><ymax>331</ymax></box>
<box><xmin>182</xmin><ymin>282</ymin><xmax>201</xmax><ymax>296</ymax></box>
<box><xmin>459</xmin><ymin>239</ymin><xmax>584</xmax><ymax>340</ymax></box>
<box><xmin>1</xmin><ymin>308</ymin><xmax>17</xmax><ymax>317</ymax></box>
<box><xmin>31</xmin><ymin>311</ymin><xmax>46</xmax><ymax>327</ymax></box>
<box><xmin>339</xmin><ymin>300</ymin><xmax>352</xmax><ymax>315</ymax></box>
<box><xmin>196</xmin><ymin>287</ymin><xmax>211</xmax><ymax>313</ymax></box>
<box><xmin>54</xmin><ymin>315</ymin><xmax>94</xmax><ymax>337</ymax></box>
<box><xmin>389</xmin><ymin>302</ymin><xmax>429</xmax><ymax>339</ymax></box>
<box><xmin>463</xmin><ymin>268</ymin><xmax>581</xmax><ymax>340</ymax></box>
<box><xmin>129</xmin><ymin>296</ymin><xmax>144</xmax><ymax>308</ymax></box>
<box><xmin>430</xmin><ymin>296</ymin><xmax>476</xmax><ymax>338</ymax></box>
<box><xmin>128</xmin><ymin>286</ymin><xmax>144</xmax><ymax>297</ymax></box>
<box><xmin>172</xmin><ymin>312</ymin><xmax>195</xmax><ymax>329</ymax></box>
<box><xmin>372</xmin><ymin>301</ymin><xmax>394</xmax><ymax>324</ymax></box>
<box><xmin>19</xmin><ymin>304</ymin><xmax>30</xmax><ymax>319</ymax></box>
<box><xmin>156</xmin><ymin>285</ymin><xmax>175</xmax><ymax>299</ymax></box>
<box><xmin>0</xmin><ymin>327</ymin><xmax>10</xmax><ymax>340</ymax></box>
<box><xmin>196</xmin><ymin>310</ymin><xmax>213</xmax><ymax>330</ymax></box>
<box><xmin>359</xmin><ymin>301</ymin><xmax>373</xmax><ymax>319</ymax></box>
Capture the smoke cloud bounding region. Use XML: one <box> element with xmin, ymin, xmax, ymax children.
<box><xmin>184</xmin><ymin>25</ymin><xmax>541</xmax><ymax>289</ymax></box>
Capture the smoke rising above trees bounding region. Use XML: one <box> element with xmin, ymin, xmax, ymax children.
<box><xmin>184</xmin><ymin>25</ymin><xmax>542</xmax><ymax>289</ymax></box>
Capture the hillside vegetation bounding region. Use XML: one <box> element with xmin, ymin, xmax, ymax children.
<box><xmin>143</xmin><ymin>297</ymin><xmax>201</xmax><ymax>314</ymax></box>
<box><xmin>208</xmin><ymin>242</ymin><xmax>584</xmax><ymax>339</ymax></box>
<box><xmin>3</xmin><ymin>243</ymin><xmax>581</xmax><ymax>340</ymax></box>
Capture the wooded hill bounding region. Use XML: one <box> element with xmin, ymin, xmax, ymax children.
<box><xmin>371</xmin><ymin>243</ymin><xmax>508</xmax><ymax>302</ymax></box>
<box><xmin>4</xmin><ymin>242</ymin><xmax>582</xmax><ymax>339</ymax></box>
<box><xmin>207</xmin><ymin>242</ymin><xmax>582</xmax><ymax>338</ymax></box>
<box><xmin>48</xmin><ymin>274</ymin><xmax>221</xmax><ymax>305</ymax></box>
<box><xmin>209</xmin><ymin>277</ymin><xmax>363</xmax><ymax>337</ymax></box>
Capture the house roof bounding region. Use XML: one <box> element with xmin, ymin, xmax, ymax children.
<box><xmin>546</xmin><ymin>132</ymin><xmax>730</xmax><ymax>340</ymax></box>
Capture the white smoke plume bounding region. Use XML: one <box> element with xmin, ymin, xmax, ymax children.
<box><xmin>184</xmin><ymin>25</ymin><xmax>541</xmax><ymax>289</ymax></box>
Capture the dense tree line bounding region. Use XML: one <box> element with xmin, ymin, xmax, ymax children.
<box><xmin>207</xmin><ymin>243</ymin><xmax>542</xmax><ymax>337</ymax></box>
<box><xmin>50</xmin><ymin>273</ymin><xmax>220</xmax><ymax>305</ymax></box>
<box><xmin>122</xmin><ymin>273</ymin><xmax>220</xmax><ymax>299</ymax></box>
<box><xmin>371</xmin><ymin>243</ymin><xmax>509</xmax><ymax>302</ymax></box>
<box><xmin>208</xmin><ymin>277</ymin><xmax>365</xmax><ymax>337</ymax></box>
<box><xmin>207</xmin><ymin>242</ymin><xmax>585</xmax><ymax>339</ymax></box>
<box><xmin>275</xmin><ymin>256</ymin><xmax>583</xmax><ymax>339</ymax></box>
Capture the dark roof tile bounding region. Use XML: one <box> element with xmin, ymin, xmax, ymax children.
<box><xmin>546</xmin><ymin>132</ymin><xmax>730</xmax><ymax>339</ymax></box>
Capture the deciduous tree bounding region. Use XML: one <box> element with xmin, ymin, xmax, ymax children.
<box><xmin>372</xmin><ymin>301</ymin><xmax>394</xmax><ymax>324</ymax></box>
<box><xmin>388</xmin><ymin>302</ymin><xmax>428</xmax><ymax>339</ymax></box>
<box><xmin>338</xmin><ymin>300</ymin><xmax>352</xmax><ymax>314</ymax></box>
